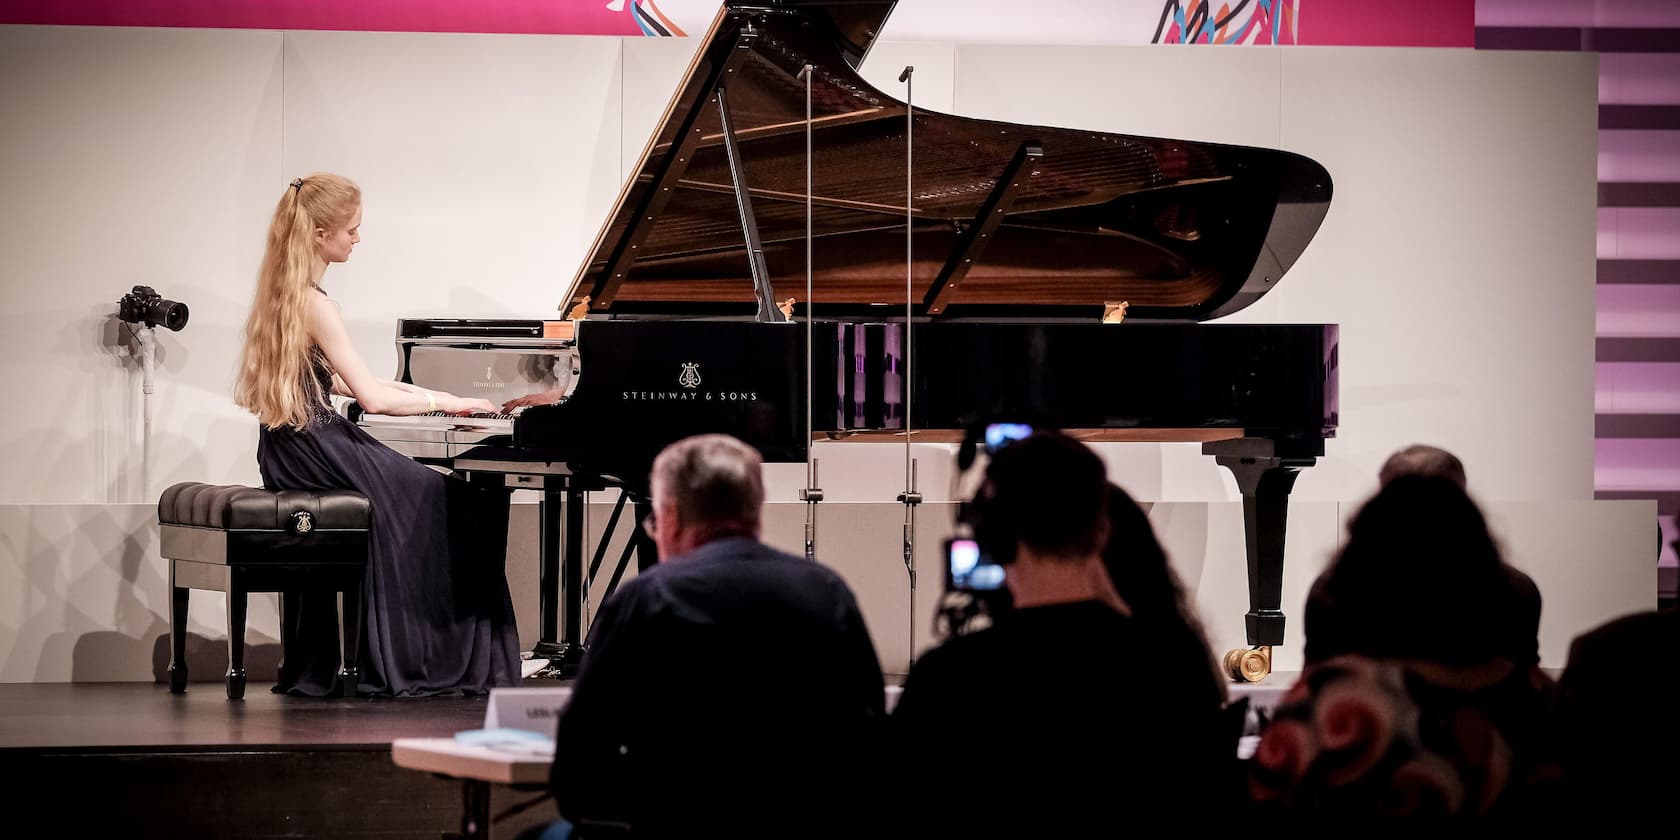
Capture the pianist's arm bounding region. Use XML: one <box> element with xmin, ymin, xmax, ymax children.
<box><xmin>307</xmin><ymin>291</ymin><xmax>496</xmax><ymax>416</ymax></box>
<box><xmin>326</xmin><ymin>374</ymin><xmax>430</xmax><ymax>401</ymax></box>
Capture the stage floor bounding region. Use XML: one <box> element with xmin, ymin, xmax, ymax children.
<box><xmin>0</xmin><ymin>681</ymin><xmax>511</xmax><ymax>751</ymax></box>
<box><xmin>0</xmin><ymin>675</ymin><xmax>1295</xmax><ymax>752</ymax></box>
<box><xmin>0</xmin><ymin>677</ymin><xmax>1295</xmax><ymax>837</ymax></box>
<box><xmin>0</xmin><ymin>681</ymin><xmax>573</xmax><ymax>838</ymax></box>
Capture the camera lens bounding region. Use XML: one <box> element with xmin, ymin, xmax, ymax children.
<box><xmin>151</xmin><ymin>299</ymin><xmax>189</xmax><ymax>331</ymax></box>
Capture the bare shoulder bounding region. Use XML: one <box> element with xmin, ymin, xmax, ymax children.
<box><xmin>305</xmin><ymin>288</ymin><xmax>343</xmax><ymax>320</ymax></box>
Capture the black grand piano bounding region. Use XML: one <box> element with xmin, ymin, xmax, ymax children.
<box><xmin>358</xmin><ymin>0</ymin><xmax>1335</xmax><ymax>681</ymax></box>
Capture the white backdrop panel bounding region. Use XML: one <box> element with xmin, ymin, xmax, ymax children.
<box><xmin>0</xmin><ymin>25</ymin><xmax>283</xmax><ymax>505</ymax></box>
<box><xmin>281</xmin><ymin>30</ymin><xmax>623</xmax><ymax>354</ymax></box>
<box><xmin>1278</xmin><ymin>47</ymin><xmax>1599</xmax><ymax>504</ymax></box>
<box><xmin>953</xmin><ymin>45</ymin><xmax>1597</xmax><ymax>504</ymax></box>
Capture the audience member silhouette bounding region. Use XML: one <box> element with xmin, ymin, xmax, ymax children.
<box><xmin>1261</xmin><ymin>475</ymin><xmax>1558</xmax><ymax>815</ymax></box>
<box><xmin>1553</xmin><ymin>512</ymin><xmax>1679</xmax><ymax>822</ymax></box>
<box><xmin>1307</xmin><ymin>446</ymin><xmax>1541</xmax><ymax>667</ymax></box>
<box><xmin>1100</xmin><ymin>481</ymin><xmax>1225</xmax><ymax>709</ymax></box>
<box><xmin>1377</xmin><ymin>443</ymin><xmax>1468</xmax><ymax>489</ymax></box>
<box><xmin>893</xmin><ymin>432</ymin><xmax>1233</xmax><ymax>833</ymax></box>
<box><xmin>545</xmin><ymin>434</ymin><xmax>885</xmax><ymax>839</ymax></box>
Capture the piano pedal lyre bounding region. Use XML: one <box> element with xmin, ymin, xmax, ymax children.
<box><xmin>1223</xmin><ymin>645</ymin><xmax>1272</xmax><ymax>683</ymax></box>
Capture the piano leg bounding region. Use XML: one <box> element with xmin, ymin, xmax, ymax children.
<box><xmin>1203</xmin><ymin>437</ymin><xmax>1318</xmax><ymax>682</ymax></box>
<box><xmin>563</xmin><ymin>486</ymin><xmax>586</xmax><ymax>672</ymax></box>
<box><xmin>531</xmin><ymin>486</ymin><xmax>585</xmax><ymax>678</ymax></box>
<box><xmin>632</xmin><ymin>497</ymin><xmax>657</xmax><ymax>572</ymax></box>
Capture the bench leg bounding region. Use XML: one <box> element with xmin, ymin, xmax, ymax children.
<box><xmin>226</xmin><ymin>579</ymin><xmax>247</xmax><ymax>701</ymax></box>
<box><xmin>168</xmin><ymin>561</ymin><xmax>188</xmax><ymax>694</ymax></box>
<box><xmin>338</xmin><ymin>580</ymin><xmax>362</xmax><ymax>698</ymax></box>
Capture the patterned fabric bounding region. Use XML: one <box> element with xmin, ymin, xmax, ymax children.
<box><xmin>1249</xmin><ymin>655</ymin><xmax>1557</xmax><ymax>816</ymax></box>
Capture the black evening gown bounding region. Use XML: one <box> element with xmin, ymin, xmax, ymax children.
<box><xmin>256</xmin><ymin>356</ymin><xmax>520</xmax><ymax>696</ymax></box>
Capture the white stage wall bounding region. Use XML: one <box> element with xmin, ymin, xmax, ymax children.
<box><xmin>0</xmin><ymin>24</ymin><xmax>1641</xmax><ymax>681</ymax></box>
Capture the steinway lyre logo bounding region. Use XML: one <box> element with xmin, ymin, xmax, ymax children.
<box><xmin>291</xmin><ymin>511</ymin><xmax>314</xmax><ymax>535</ymax></box>
<box><xmin>473</xmin><ymin>362</ymin><xmax>504</xmax><ymax>390</ymax></box>
<box><xmin>678</xmin><ymin>362</ymin><xmax>702</xmax><ymax>389</ymax></box>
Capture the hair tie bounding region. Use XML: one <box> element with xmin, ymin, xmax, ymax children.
<box><xmin>290</xmin><ymin>178</ymin><xmax>303</xmax><ymax>192</ymax></box>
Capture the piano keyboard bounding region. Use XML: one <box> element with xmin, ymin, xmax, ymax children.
<box><xmin>418</xmin><ymin>410</ymin><xmax>518</xmax><ymax>420</ymax></box>
<box><xmin>356</xmin><ymin>409</ymin><xmax>517</xmax><ymax>460</ymax></box>
<box><xmin>360</xmin><ymin>411</ymin><xmax>517</xmax><ymax>433</ymax></box>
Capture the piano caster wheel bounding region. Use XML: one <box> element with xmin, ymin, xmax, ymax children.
<box><xmin>226</xmin><ymin>670</ymin><xmax>247</xmax><ymax>700</ymax></box>
<box><xmin>168</xmin><ymin>664</ymin><xmax>187</xmax><ymax>694</ymax></box>
<box><xmin>1223</xmin><ymin>646</ymin><xmax>1272</xmax><ymax>683</ymax></box>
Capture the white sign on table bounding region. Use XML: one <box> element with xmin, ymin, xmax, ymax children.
<box><xmin>483</xmin><ymin>686</ymin><xmax>573</xmax><ymax>738</ymax></box>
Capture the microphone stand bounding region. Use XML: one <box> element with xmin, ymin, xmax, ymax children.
<box><xmin>798</xmin><ymin>63</ymin><xmax>823</xmax><ymax>561</ymax></box>
<box><xmin>896</xmin><ymin>65</ymin><xmax>921</xmax><ymax>667</ymax></box>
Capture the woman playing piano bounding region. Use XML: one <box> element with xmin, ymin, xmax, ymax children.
<box><xmin>234</xmin><ymin>173</ymin><xmax>521</xmax><ymax>696</ymax></box>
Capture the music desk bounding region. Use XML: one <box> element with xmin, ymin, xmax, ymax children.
<box><xmin>392</xmin><ymin>737</ymin><xmax>553</xmax><ymax>839</ymax></box>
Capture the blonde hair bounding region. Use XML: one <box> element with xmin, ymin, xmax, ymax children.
<box><xmin>235</xmin><ymin>173</ymin><xmax>361</xmax><ymax>430</ymax></box>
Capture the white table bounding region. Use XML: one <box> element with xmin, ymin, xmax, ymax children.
<box><xmin>391</xmin><ymin>684</ymin><xmax>902</xmax><ymax>837</ymax></box>
<box><xmin>392</xmin><ymin>737</ymin><xmax>554</xmax><ymax>839</ymax></box>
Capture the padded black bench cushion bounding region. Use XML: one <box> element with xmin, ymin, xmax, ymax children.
<box><xmin>159</xmin><ymin>483</ymin><xmax>371</xmax><ymax>532</ymax></box>
<box><xmin>160</xmin><ymin>482</ymin><xmax>371</xmax><ymax>699</ymax></box>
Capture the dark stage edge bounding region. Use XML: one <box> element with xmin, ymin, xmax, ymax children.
<box><xmin>0</xmin><ymin>682</ymin><xmax>566</xmax><ymax>838</ymax></box>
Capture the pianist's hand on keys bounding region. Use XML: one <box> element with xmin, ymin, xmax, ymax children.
<box><xmin>501</xmin><ymin>389</ymin><xmax>568</xmax><ymax>413</ymax></box>
<box><xmin>437</xmin><ymin>395</ymin><xmax>498</xmax><ymax>416</ymax></box>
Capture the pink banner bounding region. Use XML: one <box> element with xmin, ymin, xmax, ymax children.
<box><xmin>0</xmin><ymin>1</ymin><xmax>692</xmax><ymax>36</ymax></box>
<box><xmin>1299</xmin><ymin>0</ymin><xmax>1473</xmax><ymax>48</ymax></box>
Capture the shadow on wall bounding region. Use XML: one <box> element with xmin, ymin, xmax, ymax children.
<box><xmin>148</xmin><ymin>631</ymin><xmax>281</xmax><ymax>684</ymax></box>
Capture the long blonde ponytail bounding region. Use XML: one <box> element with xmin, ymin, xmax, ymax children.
<box><xmin>235</xmin><ymin>173</ymin><xmax>361</xmax><ymax>430</ymax></box>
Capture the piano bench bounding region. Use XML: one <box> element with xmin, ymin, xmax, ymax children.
<box><xmin>157</xmin><ymin>482</ymin><xmax>371</xmax><ymax>700</ymax></box>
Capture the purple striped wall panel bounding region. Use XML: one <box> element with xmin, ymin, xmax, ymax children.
<box><xmin>1601</xmin><ymin>55</ymin><xmax>1680</xmax><ymax>106</ymax></box>
<box><xmin>1599</xmin><ymin>130</ymin><xmax>1680</xmax><ymax>181</ymax></box>
<box><xmin>1595</xmin><ymin>438</ymin><xmax>1680</xmax><ymax>490</ymax></box>
<box><xmin>1591</xmin><ymin>0</ymin><xmax>1680</xmax><ymax>27</ymax></box>
<box><xmin>1597</xmin><ymin>362</ymin><xmax>1680</xmax><ymax>412</ymax></box>
<box><xmin>1597</xmin><ymin>284</ymin><xmax>1680</xmax><ymax>337</ymax></box>
<box><xmin>1599</xmin><ymin>208</ymin><xmax>1680</xmax><ymax>259</ymax></box>
<box><xmin>1479</xmin><ymin>0</ymin><xmax>1680</xmax><ymax>28</ymax></box>
<box><xmin>1477</xmin><ymin>0</ymin><xmax>1596</xmax><ymax>28</ymax></box>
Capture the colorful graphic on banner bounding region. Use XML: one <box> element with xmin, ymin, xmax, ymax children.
<box><xmin>0</xmin><ymin>1</ymin><xmax>697</xmax><ymax>36</ymax></box>
<box><xmin>1153</xmin><ymin>0</ymin><xmax>1298</xmax><ymax>45</ymax></box>
<box><xmin>623</xmin><ymin>0</ymin><xmax>687</xmax><ymax>37</ymax></box>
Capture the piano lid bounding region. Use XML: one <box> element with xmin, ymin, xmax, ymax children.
<box><xmin>564</xmin><ymin>0</ymin><xmax>1332</xmax><ymax>323</ymax></box>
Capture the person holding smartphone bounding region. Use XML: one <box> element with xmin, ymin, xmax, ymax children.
<box><xmin>894</xmin><ymin>431</ymin><xmax>1236</xmax><ymax>832</ymax></box>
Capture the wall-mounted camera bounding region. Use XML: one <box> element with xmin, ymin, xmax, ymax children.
<box><xmin>118</xmin><ymin>285</ymin><xmax>188</xmax><ymax>331</ymax></box>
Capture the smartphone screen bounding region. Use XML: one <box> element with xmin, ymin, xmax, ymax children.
<box><xmin>947</xmin><ymin>537</ymin><xmax>1006</xmax><ymax>591</ymax></box>
<box><xmin>983</xmin><ymin>423</ymin><xmax>1034</xmax><ymax>454</ymax></box>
